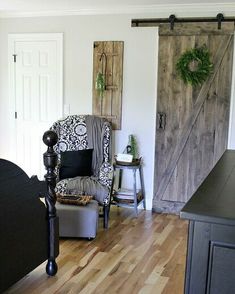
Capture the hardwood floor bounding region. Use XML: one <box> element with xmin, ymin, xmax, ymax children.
<box><xmin>6</xmin><ymin>207</ymin><xmax>188</xmax><ymax>294</ymax></box>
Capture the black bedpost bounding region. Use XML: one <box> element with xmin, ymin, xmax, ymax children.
<box><xmin>42</xmin><ymin>130</ymin><xmax>59</xmax><ymax>276</ymax></box>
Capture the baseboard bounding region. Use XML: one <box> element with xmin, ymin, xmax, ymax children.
<box><xmin>152</xmin><ymin>200</ymin><xmax>185</xmax><ymax>214</ymax></box>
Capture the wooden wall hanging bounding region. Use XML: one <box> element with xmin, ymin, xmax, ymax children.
<box><xmin>92</xmin><ymin>41</ymin><xmax>124</xmax><ymax>130</ymax></box>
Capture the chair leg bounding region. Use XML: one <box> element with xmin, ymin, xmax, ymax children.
<box><xmin>103</xmin><ymin>204</ymin><xmax>110</xmax><ymax>229</ymax></box>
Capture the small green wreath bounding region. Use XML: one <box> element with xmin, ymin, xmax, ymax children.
<box><xmin>176</xmin><ymin>46</ymin><xmax>213</xmax><ymax>86</ymax></box>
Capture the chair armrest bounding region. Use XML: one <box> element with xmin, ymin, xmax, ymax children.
<box><xmin>55</xmin><ymin>178</ymin><xmax>69</xmax><ymax>194</ymax></box>
<box><xmin>98</xmin><ymin>162</ymin><xmax>114</xmax><ymax>189</ymax></box>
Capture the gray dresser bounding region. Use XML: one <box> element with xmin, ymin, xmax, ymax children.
<box><xmin>181</xmin><ymin>150</ymin><xmax>235</xmax><ymax>294</ymax></box>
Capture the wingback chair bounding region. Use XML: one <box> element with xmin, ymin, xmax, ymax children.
<box><xmin>51</xmin><ymin>115</ymin><xmax>113</xmax><ymax>229</ymax></box>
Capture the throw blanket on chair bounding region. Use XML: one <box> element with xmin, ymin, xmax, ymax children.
<box><xmin>65</xmin><ymin>176</ymin><xmax>109</xmax><ymax>204</ymax></box>
<box><xmin>86</xmin><ymin>115</ymin><xmax>111</xmax><ymax>177</ymax></box>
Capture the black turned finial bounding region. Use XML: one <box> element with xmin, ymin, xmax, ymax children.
<box><xmin>43</xmin><ymin>130</ymin><xmax>58</xmax><ymax>148</ymax></box>
<box><xmin>46</xmin><ymin>260</ymin><xmax>58</xmax><ymax>276</ymax></box>
<box><xmin>43</xmin><ymin>130</ymin><xmax>59</xmax><ymax>276</ymax></box>
<box><xmin>43</xmin><ymin>130</ymin><xmax>58</xmax><ymax>188</ymax></box>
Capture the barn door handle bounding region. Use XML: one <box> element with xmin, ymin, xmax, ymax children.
<box><xmin>157</xmin><ymin>112</ymin><xmax>166</xmax><ymax>130</ymax></box>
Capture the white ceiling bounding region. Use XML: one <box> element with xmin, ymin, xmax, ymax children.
<box><xmin>0</xmin><ymin>0</ymin><xmax>232</xmax><ymax>11</ymax></box>
<box><xmin>0</xmin><ymin>0</ymin><xmax>234</xmax><ymax>17</ymax></box>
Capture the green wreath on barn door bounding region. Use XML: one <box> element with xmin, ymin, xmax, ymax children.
<box><xmin>176</xmin><ymin>46</ymin><xmax>213</xmax><ymax>86</ymax></box>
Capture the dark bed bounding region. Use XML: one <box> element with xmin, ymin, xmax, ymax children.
<box><xmin>0</xmin><ymin>130</ymin><xmax>59</xmax><ymax>293</ymax></box>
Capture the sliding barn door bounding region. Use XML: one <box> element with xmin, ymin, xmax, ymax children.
<box><xmin>153</xmin><ymin>23</ymin><xmax>234</xmax><ymax>213</ymax></box>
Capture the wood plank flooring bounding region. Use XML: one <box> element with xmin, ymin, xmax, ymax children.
<box><xmin>6</xmin><ymin>207</ymin><xmax>188</xmax><ymax>294</ymax></box>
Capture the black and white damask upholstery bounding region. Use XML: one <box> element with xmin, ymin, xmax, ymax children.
<box><xmin>51</xmin><ymin>115</ymin><xmax>113</xmax><ymax>228</ymax></box>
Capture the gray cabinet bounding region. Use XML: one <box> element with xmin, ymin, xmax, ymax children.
<box><xmin>181</xmin><ymin>150</ymin><xmax>235</xmax><ymax>294</ymax></box>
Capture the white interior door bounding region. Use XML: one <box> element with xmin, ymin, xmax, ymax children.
<box><xmin>9</xmin><ymin>33</ymin><xmax>63</xmax><ymax>179</ymax></box>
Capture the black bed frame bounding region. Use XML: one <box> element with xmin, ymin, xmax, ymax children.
<box><xmin>0</xmin><ymin>130</ymin><xmax>59</xmax><ymax>292</ymax></box>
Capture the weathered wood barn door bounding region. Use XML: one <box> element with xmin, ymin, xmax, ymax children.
<box><xmin>153</xmin><ymin>23</ymin><xmax>234</xmax><ymax>213</ymax></box>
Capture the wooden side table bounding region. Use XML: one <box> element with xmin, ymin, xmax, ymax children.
<box><xmin>112</xmin><ymin>159</ymin><xmax>146</xmax><ymax>216</ymax></box>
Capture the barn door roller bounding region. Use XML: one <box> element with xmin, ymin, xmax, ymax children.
<box><xmin>132</xmin><ymin>13</ymin><xmax>235</xmax><ymax>30</ymax></box>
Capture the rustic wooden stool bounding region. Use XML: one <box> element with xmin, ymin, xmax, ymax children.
<box><xmin>112</xmin><ymin>159</ymin><xmax>146</xmax><ymax>216</ymax></box>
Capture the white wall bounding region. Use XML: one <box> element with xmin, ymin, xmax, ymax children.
<box><xmin>0</xmin><ymin>7</ymin><xmax>235</xmax><ymax>210</ymax></box>
<box><xmin>0</xmin><ymin>15</ymin><xmax>158</xmax><ymax>209</ymax></box>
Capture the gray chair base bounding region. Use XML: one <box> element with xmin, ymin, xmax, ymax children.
<box><xmin>56</xmin><ymin>200</ymin><xmax>99</xmax><ymax>238</ymax></box>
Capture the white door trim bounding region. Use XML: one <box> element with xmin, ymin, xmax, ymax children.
<box><xmin>8</xmin><ymin>33</ymin><xmax>63</xmax><ymax>161</ymax></box>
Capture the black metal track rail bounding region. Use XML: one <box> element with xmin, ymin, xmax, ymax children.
<box><xmin>132</xmin><ymin>14</ymin><xmax>235</xmax><ymax>30</ymax></box>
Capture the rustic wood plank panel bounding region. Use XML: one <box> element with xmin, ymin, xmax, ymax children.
<box><xmin>102</xmin><ymin>41</ymin><xmax>113</xmax><ymax>118</ymax></box>
<box><xmin>93</xmin><ymin>41</ymin><xmax>104</xmax><ymax>116</ymax></box>
<box><xmin>169</xmin><ymin>34</ymin><xmax>233</xmax><ymax>203</ymax></box>
<box><xmin>165</xmin><ymin>35</ymin><xmax>215</xmax><ymax>202</ymax></box>
<box><xmin>111</xmin><ymin>42</ymin><xmax>123</xmax><ymax>130</ymax></box>
<box><xmin>159</xmin><ymin>22</ymin><xmax>235</xmax><ymax>35</ymax></box>
<box><xmin>214</xmin><ymin>37</ymin><xmax>234</xmax><ymax>162</ymax></box>
<box><xmin>153</xmin><ymin>23</ymin><xmax>234</xmax><ymax>211</ymax></box>
<box><xmin>92</xmin><ymin>41</ymin><xmax>124</xmax><ymax>130</ymax></box>
<box><xmin>161</xmin><ymin>35</ymin><xmax>232</xmax><ymax>202</ymax></box>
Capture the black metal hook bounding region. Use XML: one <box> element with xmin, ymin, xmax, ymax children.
<box><xmin>99</xmin><ymin>52</ymin><xmax>107</xmax><ymax>89</ymax></box>
<box><xmin>99</xmin><ymin>52</ymin><xmax>106</xmax><ymax>62</ymax></box>
<box><xmin>99</xmin><ymin>52</ymin><xmax>107</xmax><ymax>74</ymax></box>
